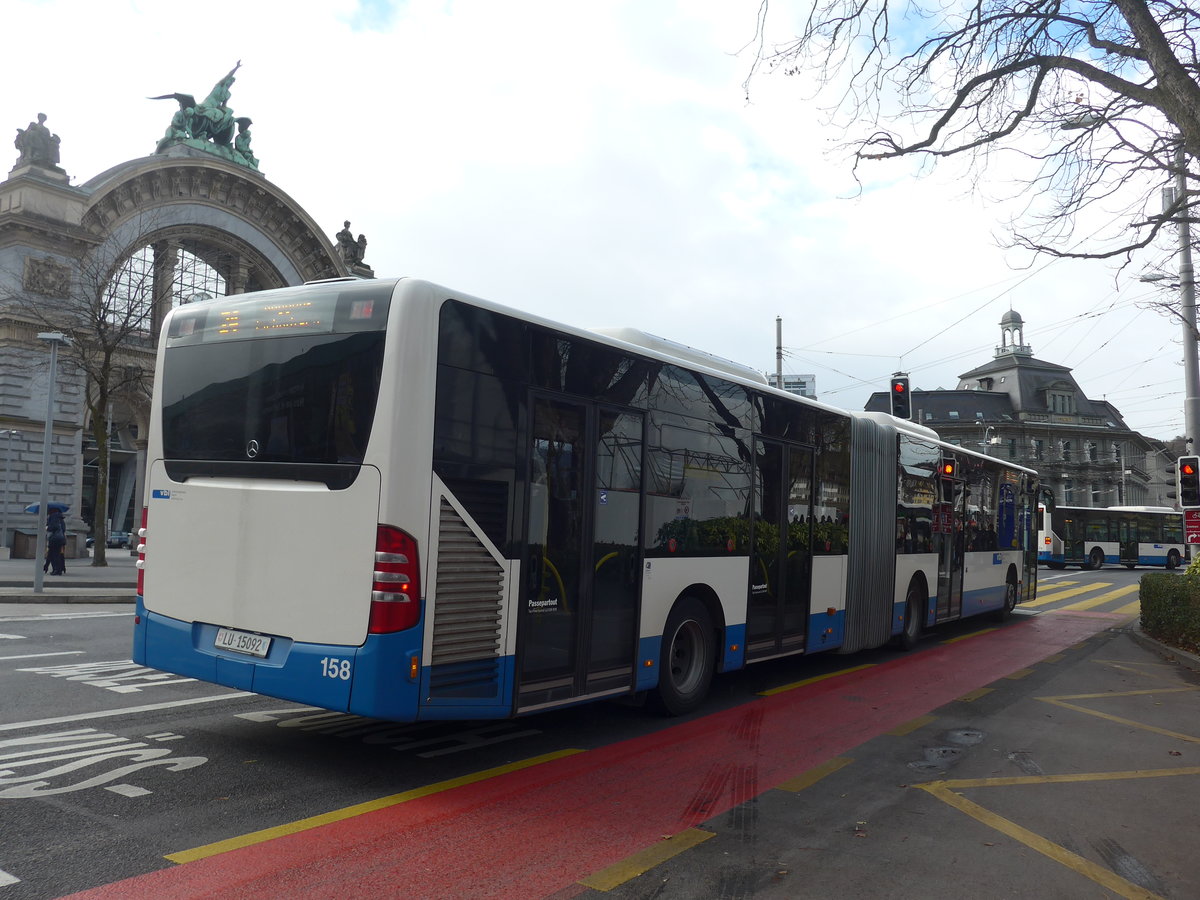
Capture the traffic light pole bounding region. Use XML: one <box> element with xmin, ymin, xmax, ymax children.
<box><xmin>1174</xmin><ymin>144</ymin><xmax>1200</xmax><ymax>451</ymax></box>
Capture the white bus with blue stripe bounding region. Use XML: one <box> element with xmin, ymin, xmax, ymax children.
<box><xmin>132</xmin><ymin>278</ymin><xmax>1039</xmax><ymax>720</ymax></box>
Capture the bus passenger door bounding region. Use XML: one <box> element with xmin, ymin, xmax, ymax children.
<box><xmin>746</xmin><ymin>438</ymin><xmax>813</xmax><ymax>660</ymax></box>
<box><xmin>935</xmin><ymin>474</ymin><xmax>966</xmax><ymax>621</ymax></box>
<box><xmin>1118</xmin><ymin>518</ymin><xmax>1135</xmax><ymax>565</ymax></box>
<box><xmin>518</xmin><ymin>396</ymin><xmax>642</xmax><ymax>711</ymax></box>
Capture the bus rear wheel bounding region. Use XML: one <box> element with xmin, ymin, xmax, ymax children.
<box><xmin>651</xmin><ymin>597</ymin><xmax>715</xmax><ymax>717</ymax></box>
<box><xmin>1084</xmin><ymin>548</ymin><xmax>1104</xmax><ymax>570</ymax></box>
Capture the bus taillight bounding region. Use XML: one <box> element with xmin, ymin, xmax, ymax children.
<box><xmin>369</xmin><ymin>525</ymin><xmax>421</xmax><ymax>633</ymax></box>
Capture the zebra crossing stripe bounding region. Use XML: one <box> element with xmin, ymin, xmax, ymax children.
<box><xmin>1057</xmin><ymin>584</ymin><xmax>1140</xmax><ymax>613</ymax></box>
<box><xmin>1024</xmin><ymin>584</ymin><xmax>1113</xmax><ymax>607</ymax></box>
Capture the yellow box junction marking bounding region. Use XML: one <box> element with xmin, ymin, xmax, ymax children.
<box><xmin>917</xmin><ymin>771</ymin><xmax>1200</xmax><ymax>900</ymax></box>
<box><xmin>167</xmin><ymin>749</ymin><xmax>584</xmax><ymax>864</ymax></box>
<box><xmin>759</xmin><ymin>663</ymin><xmax>874</xmax><ymax>696</ymax></box>
<box><xmin>776</xmin><ymin>756</ymin><xmax>854</xmax><ymax>792</ymax></box>
<box><xmin>578</xmin><ymin>828</ymin><xmax>715</xmax><ymax>891</ymax></box>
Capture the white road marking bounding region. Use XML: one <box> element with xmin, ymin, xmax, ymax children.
<box><xmin>0</xmin><ymin>652</ymin><xmax>85</xmax><ymax>661</ymax></box>
<box><xmin>0</xmin><ymin>612</ymin><xmax>129</xmax><ymax>623</ymax></box>
<box><xmin>0</xmin><ymin>693</ymin><xmax>255</xmax><ymax>732</ymax></box>
<box><xmin>0</xmin><ymin>868</ymin><xmax>19</xmax><ymax>886</ymax></box>
<box><xmin>106</xmin><ymin>784</ymin><xmax>152</xmax><ymax>797</ymax></box>
<box><xmin>0</xmin><ymin>635</ymin><xmax>25</xmax><ymax>640</ymax></box>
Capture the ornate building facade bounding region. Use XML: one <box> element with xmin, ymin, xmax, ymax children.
<box><xmin>865</xmin><ymin>311</ymin><xmax>1176</xmax><ymax>508</ymax></box>
<box><xmin>0</xmin><ymin>69</ymin><xmax>373</xmax><ymax>555</ymax></box>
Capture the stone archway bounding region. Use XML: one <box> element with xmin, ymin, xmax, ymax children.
<box><xmin>0</xmin><ymin>144</ymin><xmax>368</xmax><ymax>555</ymax></box>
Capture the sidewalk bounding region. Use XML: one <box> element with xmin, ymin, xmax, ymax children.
<box><xmin>0</xmin><ymin>547</ymin><xmax>137</xmax><ymax>602</ymax></box>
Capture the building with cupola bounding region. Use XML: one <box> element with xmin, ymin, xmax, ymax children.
<box><xmin>865</xmin><ymin>310</ymin><xmax>1176</xmax><ymax>507</ymax></box>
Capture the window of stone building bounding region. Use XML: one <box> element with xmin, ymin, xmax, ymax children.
<box><xmin>1062</xmin><ymin>440</ymin><xmax>1072</xmax><ymax>462</ymax></box>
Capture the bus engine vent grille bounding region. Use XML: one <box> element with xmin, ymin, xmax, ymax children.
<box><xmin>430</xmin><ymin>498</ymin><xmax>505</xmax><ymax>698</ymax></box>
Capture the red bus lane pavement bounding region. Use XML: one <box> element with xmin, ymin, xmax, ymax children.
<box><xmin>62</xmin><ymin>611</ymin><xmax>1118</xmax><ymax>900</ymax></box>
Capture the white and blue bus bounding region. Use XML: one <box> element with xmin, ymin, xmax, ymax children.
<box><xmin>1037</xmin><ymin>504</ymin><xmax>1186</xmax><ymax>570</ymax></box>
<box><xmin>132</xmin><ymin>278</ymin><xmax>1039</xmax><ymax>719</ymax></box>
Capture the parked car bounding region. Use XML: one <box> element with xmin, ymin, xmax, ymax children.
<box><xmin>106</xmin><ymin>531</ymin><xmax>131</xmax><ymax>549</ymax></box>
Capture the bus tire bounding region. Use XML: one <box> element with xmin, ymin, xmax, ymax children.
<box><xmin>1167</xmin><ymin>550</ymin><xmax>1181</xmax><ymax>570</ymax></box>
<box><xmin>1047</xmin><ymin>561</ymin><xmax>1066</xmax><ymax>570</ymax></box>
<box><xmin>651</xmin><ymin>597</ymin><xmax>715</xmax><ymax>717</ymax></box>
<box><xmin>993</xmin><ymin>571</ymin><xmax>1018</xmax><ymax>623</ymax></box>
<box><xmin>896</xmin><ymin>580</ymin><xmax>924</xmax><ymax>651</ymax></box>
<box><xmin>1085</xmin><ymin>547</ymin><xmax>1104</xmax><ymax>570</ymax></box>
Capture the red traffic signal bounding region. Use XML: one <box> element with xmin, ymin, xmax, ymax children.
<box><xmin>1179</xmin><ymin>455</ymin><xmax>1200</xmax><ymax>508</ymax></box>
<box><xmin>889</xmin><ymin>375</ymin><xmax>911</xmax><ymax>420</ymax></box>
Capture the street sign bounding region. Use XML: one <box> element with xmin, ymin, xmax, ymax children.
<box><xmin>1185</xmin><ymin>509</ymin><xmax>1200</xmax><ymax>544</ymax></box>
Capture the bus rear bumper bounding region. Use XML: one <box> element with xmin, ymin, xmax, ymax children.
<box><xmin>132</xmin><ymin>598</ymin><xmax>421</xmax><ymax>720</ymax></box>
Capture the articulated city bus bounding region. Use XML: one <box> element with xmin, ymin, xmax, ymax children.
<box><xmin>132</xmin><ymin>278</ymin><xmax>1039</xmax><ymax>720</ymax></box>
<box><xmin>1037</xmin><ymin>504</ymin><xmax>1186</xmax><ymax>569</ymax></box>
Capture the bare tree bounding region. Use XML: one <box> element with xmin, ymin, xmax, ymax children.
<box><xmin>3</xmin><ymin>239</ymin><xmax>161</xmax><ymax>565</ymax></box>
<box><xmin>746</xmin><ymin>0</ymin><xmax>1200</xmax><ymax>264</ymax></box>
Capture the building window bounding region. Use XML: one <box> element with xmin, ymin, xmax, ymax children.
<box><xmin>1088</xmin><ymin>442</ymin><xmax>1098</xmax><ymax>462</ymax></box>
<box><xmin>948</xmin><ymin>411</ymin><xmax>959</xmax><ymax>419</ymax></box>
<box><xmin>1032</xmin><ymin>439</ymin><xmax>1044</xmax><ymax>461</ymax></box>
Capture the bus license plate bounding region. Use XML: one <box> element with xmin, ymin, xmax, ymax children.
<box><xmin>214</xmin><ymin>627</ymin><xmax>271</xmax><ymax>658</ymax></box>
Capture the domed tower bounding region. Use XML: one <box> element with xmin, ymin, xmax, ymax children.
<box><xmin>997</xmin><ymin>308</ymin><xmax>1032</xmax><ymax>357</ymax></box>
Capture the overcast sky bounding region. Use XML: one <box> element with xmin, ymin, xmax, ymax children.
<box><xmin>4</xmin><ymin>0</ymin><xmax>1188</xmax><ymax>441</ymax></box>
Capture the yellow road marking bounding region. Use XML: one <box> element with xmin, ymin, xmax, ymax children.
<box><xmin>579</xmin><ymin>828</ymin><xmax>715</xmax><ymax>891</ymax></box>
<box><xmin>1004</xmin><ymin>668</ymin><xmax>1035</xmax><ymax>680</ymax></box>
<box><xmin>957</xmin><ymin>687</ymin><xmax>993</xmax><ymax>702</ymax></box>
<box><xmin>1023</xmin><ymin>583</ymin><xmax>1113</xmax><ymax>607</ymax></box>
<box><xmin>776</xmin><ymin>756</ymin><xmax>854</xmax><ymax>792</ymax></box>
<box><xmin>1042</xmin><ymin>653</ymin><xmax>1066</xmax><ymax>663</ymax></box>
<box><xmin>166</xmin><ymin>749</ymin><xmax>585</xmax><ymax>864</ymax></box>
<box><xmin>1038</xmin><ymin>691</ymin><xmax>1200</xmax><ymax>743</ymax></box>
<box><xmin>941</xmin><ymin>626</ymin><xmax>997</xmax><ymax>644</ymax></box>
<box><xmin>887</xmin><ymin>715</ymin><xmax>936</xmax><ymax>737</ymax></box>
<box><xmin>1056</xmin><ymin>584</ymin><xmax>1139</xmax><ymax>612</ymax></box>
<box><xmin>1113</xmin><ymin>599</ymin><xmax>1141</xmax><ymax>616</ymax></box>
<box><xmin>918</xmin><ymin>773</ymin><xmax>1196</xmax><ymax>899</ymax></box>
<box><xmin>759</xmin><ymin>663</ymin><xmax>874</xmax><ymax>696</ymax></box>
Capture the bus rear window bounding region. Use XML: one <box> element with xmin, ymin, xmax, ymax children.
<box><xmin>161</xmin><ymin>330</ymin><xmax>385</xmax><ymax>469</ymax></box>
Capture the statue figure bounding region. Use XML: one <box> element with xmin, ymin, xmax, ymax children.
<box><xmin>156</xmin><ymin>98</ymin><xmax>193</xmax><ymax>153</ymax></box>
<box><xmin>192</xmin><ymin>61</ymin><xmax>241</xmax><ymax>145</ymax></box>
<box><xmin>150</xmin><ymin>62</ymin><xmax>256</xmax><ymax>165</ymax></box>
<box><xmin>14</xmin><ymin>113</ymin><xmax>61</xmax><ymax>169</ymax></box>
<box><xmin>233</xmin><ymin>117</ymin><xmax>258</xmax><ymax>169</ymax></box>
<box><xmin>337</xmin><ymin>220</ymin><xmax>359</xmax><ymax>264</ymax></box>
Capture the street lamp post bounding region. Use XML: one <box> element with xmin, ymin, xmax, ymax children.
<box><xmin>1</xmin><ymin>429</ymin><xmax>19</xmax><ymax>553</ymax></box>
<box><xmin>32</xmin><ymin>332</ymin><xmax>68</xmax><ymax>594</ymax></box>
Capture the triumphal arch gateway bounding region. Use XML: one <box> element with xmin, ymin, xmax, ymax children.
<box><xmin>0</xmin><ymin>66</ymin><xmax>374</xmax><ymax>556</ymax></box>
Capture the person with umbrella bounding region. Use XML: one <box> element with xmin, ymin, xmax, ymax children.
<box><xmin>45</xmin><ymin>507</ymin><xmax>66</xmax><ymax>575</ymax></box>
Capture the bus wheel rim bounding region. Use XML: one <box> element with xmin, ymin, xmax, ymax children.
<box><xmin>669</xmin><ymin>620</ymin><xmax>705</xmax><ymax>693</ymax></box>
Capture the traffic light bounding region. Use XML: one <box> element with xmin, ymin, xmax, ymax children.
<box><xmin>890</xmin><ymin>374</ymin><xmax>911</xmax><ymax>420</ymax></box>
<box><xmin>1178</xmin><ymin>455</ymin><xmax>1200</xmax><ymax>508</ymax></box>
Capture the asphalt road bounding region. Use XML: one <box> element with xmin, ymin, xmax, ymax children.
<box><xmin>0</xmin><ymin>565</ymin><xmax>1196</xmax><ymax>899</ymax></box>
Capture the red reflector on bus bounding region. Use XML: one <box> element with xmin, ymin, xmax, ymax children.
<box><xmin>369</xmin><ymin>525</ymin><xmax>421</xmax><ymax>634</ymax></box>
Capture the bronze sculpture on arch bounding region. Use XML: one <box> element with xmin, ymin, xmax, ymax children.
<box><xmin>149</xmin><ymin>62</ymin><xmax>258</xmax><ymax>170</ymax></box>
